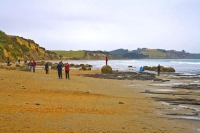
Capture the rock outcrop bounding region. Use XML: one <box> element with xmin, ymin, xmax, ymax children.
<box><xmin>143</xmin><ymin>65</ymin><xmax>175</xmax><ymax>72</ymax></box>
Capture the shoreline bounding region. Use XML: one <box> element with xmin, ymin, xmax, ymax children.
<box><xmin>0</xmin><ymin>67</ymin><xmax>199</xmax><ymax>132</ymax></box>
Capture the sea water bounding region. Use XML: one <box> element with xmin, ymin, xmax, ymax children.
<box><xmin>52</xmin><ymin>59</ymin><xmax>200</xmax><ymax>75</ymax></box>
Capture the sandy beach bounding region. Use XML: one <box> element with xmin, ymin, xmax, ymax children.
<box><xmin>0</xmin><ymin>65</ymin><xmax>200</xmax><ymax>133</ymax></box>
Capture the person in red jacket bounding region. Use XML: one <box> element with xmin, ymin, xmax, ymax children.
<box><xmin>106</xmin><ymin>56</ymin><xmax>108</xmax><ymax>65</ymax></box>
<box><xmin>32</xmin><ymin>60</ymin><xmax>36</xmax><ymax>73</ymax></box>
<box><xmin>65</xmin><ymin>63</ymin><xmax>70</xmax><ymax>79</ymax></box>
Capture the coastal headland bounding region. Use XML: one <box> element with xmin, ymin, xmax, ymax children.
<box><xmin>0</xmin><ymin>62</ymin><xmax>199</xmax><ymax>133</ymax></box>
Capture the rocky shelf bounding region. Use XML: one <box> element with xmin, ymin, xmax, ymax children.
<box><xmin>82</xmin><ymin>72</ymin><xmax>159</xmax><ymax>80</ymax></box>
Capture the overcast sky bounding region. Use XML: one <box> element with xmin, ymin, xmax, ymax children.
<box><xmin>0</xmin><ymin>0</ymin><xmax>200</xmax><ymax>53</ymax></box>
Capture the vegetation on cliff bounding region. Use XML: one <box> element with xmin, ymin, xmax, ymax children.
<box><xmin>0</xmin><ymin>30</ymin><xmax>58</xmax><ymax>61</ymax></box>
<box><xmin>53</xmin><ymin>48</ymin><xmax>200</xmax><ymax>60</ymax></box>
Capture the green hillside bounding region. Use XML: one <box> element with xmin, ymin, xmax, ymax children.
<box><xmin>140</xmin><ymin>49</ymin><xmax>167</xmax><ymax>58</ymax></box>
<box><xmin>52</xmin><ymin>50</ymin><xmax>85</xmax><ymax>58</ymax></box>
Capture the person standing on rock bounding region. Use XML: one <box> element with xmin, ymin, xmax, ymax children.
<box><xmin>32</xmin><ymin>60</ymin><xmax>36</xmax><ymax>73</ymax></box>
<box><xmin>57</xmin><ymin>61</ymin><xmax>63</xmax><ymax>79</ymax></box>
<box><xmin>65</xmin><ymin>63</ymin><xmax>70</xmax><ymax>79</ymax></box>
<box><xmin>157</xmin><ymin>64</ymin><xmax>161</xmax><ymax>76</ymax></box>
<box><xmin>106</xmin><ymin>56</ymin><xmax>108</xmax><ymax>65</ymax></box>
<box><xmin>44</xmin><ymin>62</ymin><xmax>49</xmax><ymax>74</ymax></box>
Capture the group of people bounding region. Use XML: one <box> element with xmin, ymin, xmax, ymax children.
<box><xmin>25</xmin><ymin>59</ymin><xmax>70</xmax><ymax>79</ymax></box>
<box><xmin>27</xmin><ymin>60</ymin><xmax>37</xmax><ymax>72</ymax></box>
<box><xmin>56</xmin><ymin>61</ymin><xmax>70</xmax><ymax>79</ymax></box>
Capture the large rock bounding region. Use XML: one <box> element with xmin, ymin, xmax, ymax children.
<box><xmin>101</xmin><ymin>65</ymin><xmax>112</xmax><ymax>74</ymax></box>
<box><xmin>164</xmin><ymin>67</ymin><xmax>175</xmax><ymax>72</ymax></box>
<box><xmin>144</xmin><ymin>65</ymin><xmax>175</xmax><ymax>72</ymax></box>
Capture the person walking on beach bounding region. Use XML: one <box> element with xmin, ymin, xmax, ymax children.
<box><xmin>44</xmin><ymin>62</ymin><xmax>49</xmax><ymax>74</ymax></box>
<box><xmin>28</xmin><ymin>60</ymin><xmax>32</xmax><ymax>72</ymax></box>
<box><xmin>65</xmin><ymin>63</ymin><xmax>70</xmax><ymax>79</ymax></box>
<box><xmin>7</xmin><ymin>57</ymin><xmax>10</xmax><ymax>66</ymax></box>
<box><xmin>157</xmin><ymin>64</ymin><xmax>161</xmax><ymax>76</ymax></box>
<box><xmin>57</xmin><ymin>61</ymin><xmax>63</xmax><ymax>79</ymax></box>
<box><xmin>32</xmin><ymin>60</ymin><xmax>36</xmax><ymax>73</ymax></box>
<box><xmin>106</xmin><ymin>56</ymin><xmax>108</xmax><ymax>65</ymax></box>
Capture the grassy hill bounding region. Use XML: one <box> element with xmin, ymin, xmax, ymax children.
<box><xmin>140</xmin><ymin>49</ymin><xmax>167</xmax><ymax>58</ymax></box>
<box><xmin>52</xmin><ymin>50</ymin><xmax>85</xmax><ymax>59</ymax></box>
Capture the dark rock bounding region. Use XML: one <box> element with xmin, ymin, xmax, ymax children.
<box><xmin>119</xmin><ymin>102</ymin><xmax>124</xmax><ymax>104</ymax></box>
<box><xmin>145</xmin><ymin>90</ymin><xmax>150</xmax><ymax>93</ymax></box>
<box><xmin>172</xmin><ymin>84</ymin><xmax>200</xmax><ymax>90</ymax></box>
<box><xmin>82</xmin><ymin>71</ymin><xmax>159</xmax><ymax>81</ymax></box>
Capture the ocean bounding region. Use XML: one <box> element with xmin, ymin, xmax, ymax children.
<box><xmin>52</xmin><ymin>59</ymin><xmax>200</xmax><ymax>75</ymax></box>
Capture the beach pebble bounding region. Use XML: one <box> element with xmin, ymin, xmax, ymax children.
<box><xmin>118</xmin><ymin>102</ymin><xmax>124</xmax><ymax>104</ymax></box>
<box><xmin>145</xmin><ymin>90</ymin><xmax>150</xmax><ymax>93</ymax></box>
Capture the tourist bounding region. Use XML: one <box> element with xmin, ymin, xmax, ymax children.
<box><xmin>157</xmin><ymin>64</ymin><xmax>161</xmax><ymax>76</ymax></box>
<box><xmin>24</xmin><ymin>59</ymin><xmax>27</xmax><ymax>64</ymax></box>
<box><xmin>139</xmin><ymin>66</ymin><xmax>144</xmax><ymax>72</ymax></box>
<box><xmin>7</xmin><ymin>57</ymin><xmax>10</xmax><ymax>66</ymax></box>
<box><xmin>65</xmin><ymin>63</ymin><xmax>70</xmax><ymax>79</ymax></box>
<box><xmin>28</xmin><ymin>60</ymin><xmax>32</xmax><ymax>71</ymax></box>
<box><xmin>106</xmin><ymin>56</ymin><xmax>108</xmax><ymax>65</ymax></box>
<box><xmin>57</xmin><ymin>61</ymin><xmax>63</xmax><ymax>79</ymax></box>
<box><xmin>44</xmin><ymin>62</ymin><xmax>49</xmax><ymax>74</ymax></box>
<box><xmin>32</xmin><ymin>60</ymin><xmax>36</xmax><ymax>73</ymax></box>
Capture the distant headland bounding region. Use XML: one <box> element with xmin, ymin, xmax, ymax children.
<box><xmin>1</xmin><ymin>30</ymin><xmax>200</xmax><ymax>61</ymax></box>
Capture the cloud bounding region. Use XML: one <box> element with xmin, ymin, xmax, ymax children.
<box><xmin>0</xmin><ymin>0</ymin><xmax>200</xmax><ymax>53</ymax></box>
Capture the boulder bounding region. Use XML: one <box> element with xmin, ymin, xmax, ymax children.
<box><xmin>165</xmin><ymin>67</ymin><xmax>175</xmax><ymax>72</ymax></box>
<box><xmin>16</xmin><ymin>64</ymin><xmax>20</xmax><ymax>67</ymax></box>
<box><xmin>19</xmin><ymin>65</ymin><xmax>29</xmax><ymax>71</ymax></box>
<box><xmin>70</xmin><ymin>64</ymin><xmax>75</xmax><ymax>67</ymax></box>
<box><xmin>82</xmin><ymin>66</ymin><xmax>87</xmax><ymax>70</ymax></box>
<box><xmin>51</xmin><ymin>64</ymin><xmax>57</xmax><ymax>70</ymax></box>
<box><xmin>143</xmin><ymin>66</ymin><xmax>151</xmax><ymax>70</ymax></box>
<box><xmin>101</xmin><ymin>65</ymin><xmax>112</xmax><ymax>74</ymax></box>
<box><xmin>150</xmin><ymin>66</ymin><xmax>157</xmax><ymax>71</ymax></box>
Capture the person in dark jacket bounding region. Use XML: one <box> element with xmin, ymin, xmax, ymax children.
<box><xmin>157</xmin><ymin>64</ymin><xmax>161</xmax><ymax>76</ymax></box>
<box><xmin>57</xmin><ymin>61</ymin><xmax>63</xmax><ymax>79</ymax></box>
<box><xmin>44</xmin><ymin>62</ymin><xmax>49</xmax><ymax>74</ymax></box>
<box><xmin>65</xmin><ymin>63</ymin><xmax>70</xmax><ymax>79</ymax></box>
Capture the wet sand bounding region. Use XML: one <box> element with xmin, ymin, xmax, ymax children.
<box><xmin>0</xmin><ymin>67</ymin><xmax>199</xmax><ymax>133</ymax></box>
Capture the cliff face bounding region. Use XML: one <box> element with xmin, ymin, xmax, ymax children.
<box><xmin>84</xmin><ymin>51</ymin><xmax>109</xmax><ymax>59</ymax></box>
<box><xmin>0</xmin><ymin>30</ymin><xmax>58</xmax><ymax>61</ymax></box>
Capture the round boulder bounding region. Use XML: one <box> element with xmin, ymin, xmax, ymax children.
<box><xmin>101</xmin><ymin>65</ymin><xmax>112</xmax><ymax>74</ymax></box>
<box><xmin>165</xmin><ymin>67</ymin><xmax>175</xmax><ymax>72</ymax></box>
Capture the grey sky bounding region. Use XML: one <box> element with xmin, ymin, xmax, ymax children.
<box><xmin>0</xmin><ymin>0</ymin><xmax>200</xmax><ymax>53</ymax></box>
